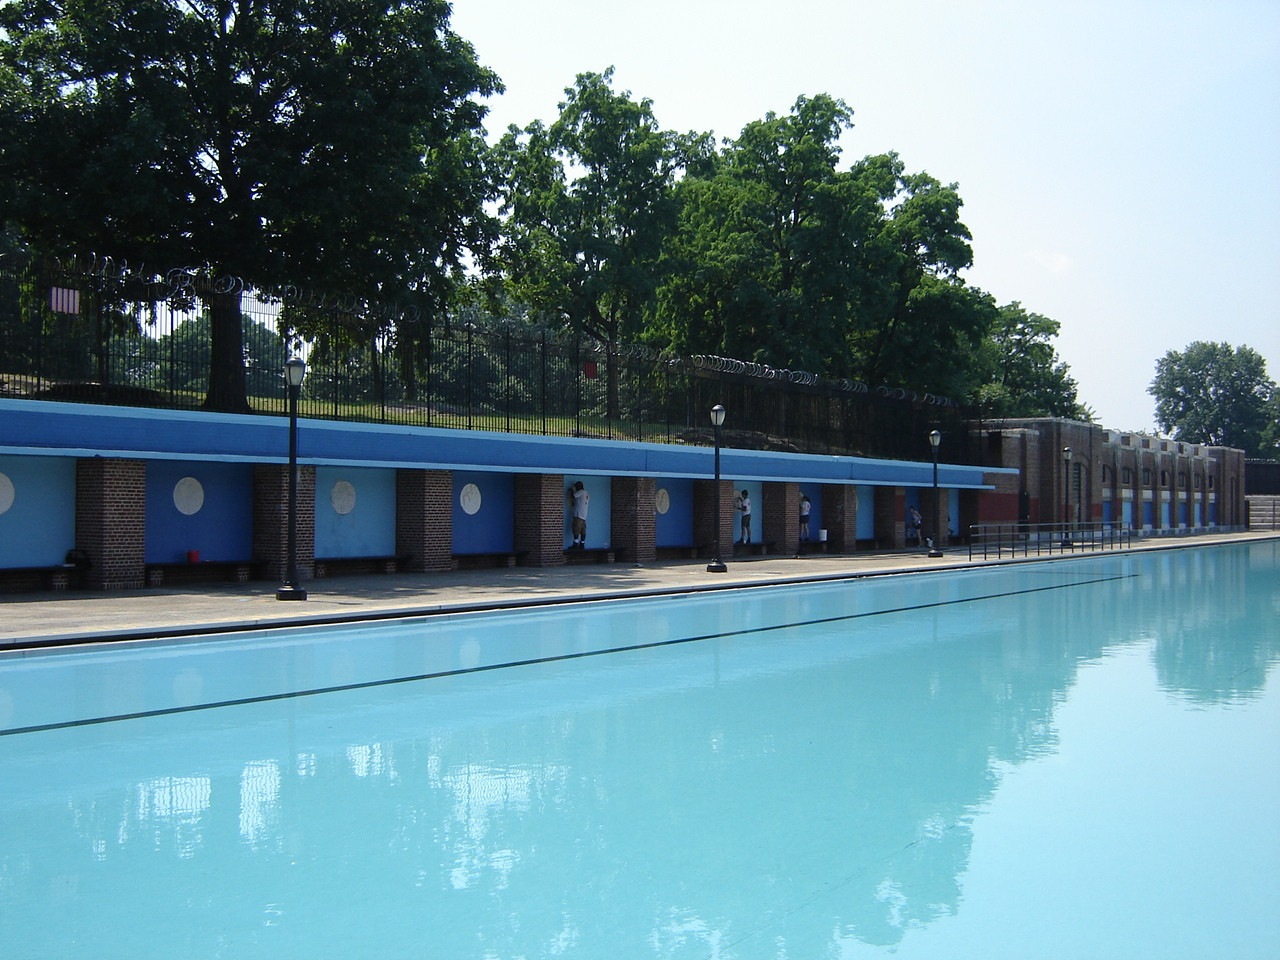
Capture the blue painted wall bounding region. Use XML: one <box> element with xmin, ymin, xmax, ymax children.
<box><xmin>562</xmin><ymin>475</ymin><xmax>611</xmax><ymax>549</ymax></box>
<box><xmin>654</xmin><ymin>478</ymin><xmax>694</xmax><ymax>547</ymax></box>
<box><xmin>314</xmin><ymin>466</ymin><xmax>396</xmax><ymax>558</ymax></box>
<box><xmin>452</xmin><ymin>471</ymin><xmax>515</xmax><ymax>553</ymax></box>
<box><xmin>0</xmin><ymin>455</ymin><xmax>75</xmax><ymax>568</ymax></box>
<box><xmin>856</xmin><ymin>486</ymin><xmax>875</xmax><ymax>540</ymax></box>
<box><xmin>145</xmin><ymin>460</ymin><xmax>254</xmax><ymax>564</ymax></box>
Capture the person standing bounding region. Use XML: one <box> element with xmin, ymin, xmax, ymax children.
<box><xmin>799</xmin><ymin>495</ymin><xmax>811</xmax><ymax>542</ymax></box>
<box><xmin>736</xmin><ymin>489</ymin><xmax>752</xmax><ymax>545</ymax></box>
<box><xmin>908</xmin><ymin>505</ymin><xmax>923</xmax><ymax>545</ymax></box>
<box><xmin>569</xmin><ymin>481</ymin><xmax>589</xmax><ymax>548</ymax></box>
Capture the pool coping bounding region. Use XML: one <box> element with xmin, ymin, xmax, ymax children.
<box><xmin>2</xmin><ymin>532</ymin><xmax>1277</xmax><ymax>651</ymax></box>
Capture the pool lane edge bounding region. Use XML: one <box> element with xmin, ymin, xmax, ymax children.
<box><xmin>7</xmin><ymin>535</ymin><xmax>1278</xmax><ymax>651</ymax></box>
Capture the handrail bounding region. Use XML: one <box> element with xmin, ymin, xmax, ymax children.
<box><xmin>967</xmin><ymin>522</ymin><xmax>1133</xmax><ymax>560</ymax></box>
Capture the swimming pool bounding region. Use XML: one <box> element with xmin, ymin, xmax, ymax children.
<box><xmin>1</xmin><ymin>541</ymin><xmax>1277</xmax><ymax>959</ymax></box>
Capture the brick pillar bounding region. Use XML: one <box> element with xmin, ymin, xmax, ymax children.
<box><xmin>75</xmin><ymin>458</ymin><xmax>146</xmax><ymax>590</ymax></box>
<box><xmin>611</xmin><ymin>475</ymin><xmax>656</xmax><ymax>563</ymax></box>
<box><xmin>514</xmin><ymin>473</ymin><xmax>566</xmax><ymax>567</ymax></box>
<box><xmin>762</xmin><ymin>481</ymin><xmax>798</xmax><ymax>555</ymax></box>
<box><xmin>929</xmin><ymin>484</ymin><xmax>950</xmax><ymax>548</ymax></box>
<box><xmin>821</xmin><ymin>484</ymin><xmax>858</xmax><ymax>553</ymax></box>
<box><xmin>875</xmin><ymin>486</ymin><xmax>906</xmax><ymax>548</ymax></box>
<box><xmin>396</xmin><ymin>469</ymin><xmax>453</xmax><ymax>572</ymax></box>
<box><xmin>254</xmin><ymin>463</ymin><xmax>315</xmax><ymax>582</ymax></box>
<box><xmin>693</xmin><ymin>478</ymin><xmax>734</xmax><ymax>560</ymax></box>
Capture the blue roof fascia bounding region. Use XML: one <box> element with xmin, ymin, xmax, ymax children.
<box><xmin>0</xmin><ymin>399</ymin><xmax>1008</xmax><ymax>489</ymax></box>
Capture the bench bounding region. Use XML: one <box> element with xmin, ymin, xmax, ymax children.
<box><xmin>312</xmin><ymin>555</ymin><xmax>411</xmax><ymax>579</ymax></box>
<box><xmin>145</xmin><ymin>561</ymin><xmax>264</xmax><ymax>587</ymax></box>
<box><xmin>563</xmin><ymin>546</ymin><xmax>616</xmax><ymax>564</ymax></box>
<box><xmin>655</xmin><ymin>544</ymin><xmax>706</xmax><ymax>560</ymax></box>
<box><xmin>0</xmin><ymin>564</ymin><xmax>84</xmax><ymax>593</ymax></box>
<box><xmin>732</xmin><ymin>540</ymin><xmax>777</xmax><ymax>557</ymax></box>
<box><xmin>452</xmin><ymin>551</ymin><xmax>527</xmax><ymax>570</ymax></box>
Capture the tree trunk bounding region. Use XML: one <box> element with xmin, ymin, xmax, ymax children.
<box><xmin>399</xmin><ymin>336</ymin><xmax>419</xmax><ymax>402</ymax></box>
<box><xmin>201</xmin><ymin>289</ymin><xmax>251</xmax><ymax>413</ymax></box>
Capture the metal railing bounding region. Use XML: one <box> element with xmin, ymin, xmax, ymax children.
<box><xmin>1246</xmin><ymin>496</ymin><xmax>1280</xmax><ymax>531</ymax></box>
<box><xmin>0</xmin><ymin>253</ymin><xmax>985</xmax><ymax>464</ymax></box>
<box><xmin>967</xmin><ymin>522</ymin><xmax>1134</xmax><ymax>560</ymax></box>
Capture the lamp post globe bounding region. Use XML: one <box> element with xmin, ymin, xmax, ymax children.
<box><xmin>927</xmin><ymin>429</ymin><xmax>943</xmax><ymax>557</ymax></box>
<box><xmin>277</xmin><ymin>356</ymin><xmax>308</xmax><ymax>600</ymax></box>
<box><xmin>707</xmin><ymin>405</ymin><xmax>728</xmax><ymax>573</ymax></box>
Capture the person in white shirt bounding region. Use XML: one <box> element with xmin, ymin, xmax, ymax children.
<box><xmin>736</xmin><ymin>490</ymin><xmax>752</xmax><ymax>545</ymax></box>
<box><xmin>569</xmin><ymin>481</ymin><xmax>589</xmax><ymax>547</ymax></box>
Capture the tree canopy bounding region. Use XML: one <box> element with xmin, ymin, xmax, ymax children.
<box><xmin>974</xmin><ymin>302</ymin><xmax>1087</xmax><ymax>420</ymax></box>
<box><xmin>0</xmin><ymin>0</ymin><xmax>499</xmax><ymax>410</ymax></box>
<box><xmin>492</xmin><ymin>68</ymin><xmax>709</xmax><ymax>416</ymax></box>
<box><xmin>2</xmin><ymin>13</ymin><xmax>1092</xmax><ymax>424</ymax></box>
<box><xmin>1149</xmin><ymin>342</ymin><xmax>1277</xmax><ymax>457</ymax></box>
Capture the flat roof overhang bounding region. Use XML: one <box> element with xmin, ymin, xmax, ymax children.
<box><xmin>0</xmin><ymin>399</ymin><xmax>1008</xmax><ymax>490</ymax></box>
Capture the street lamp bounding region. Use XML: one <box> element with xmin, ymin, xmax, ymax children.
<box><xmin>277</xmin><ymin>356</ymin><xmax>307</xmax><ymax>600</ymax></box>
<box><xmin>1061</xmin><ymin>446</ymin><xmax>1072</xmax><ymax>548</ymax></box>
<box><xmin>707</xmin><ymin>404</ymin><xmax>728</xmax><ymax>573</ymax></box>
<box><xmin>928</xmin><ymin>429</ymin><xmax>943</xmax><ymax>557</ymax></box>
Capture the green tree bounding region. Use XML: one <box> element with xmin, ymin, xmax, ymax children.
<box><xmin>494</xmin><ymin>68</ymin><xmax>709</xmax><ymax>418</ymax></box>
<box><xmin>1149</xmin><ymin>341</ymin><xmax>1276</xmax><ymax>456</ymax></box>
<box><xmin>0</xmin><ymin>0</ymin><xmax>499</xmax><ymax>412</ymax></box>
<box><xmin>844</xmin><ymin>153</ymin><xmax>975</xmax><ymax>391</ymax></box>
<box><xmin>655</xmin><ymin>101</ymin><xmax>979</xmax><ymax>397</ymax></box>
<box><xmin>657</xmin><ymin>94</ymin><xmax>875</xmax><ymax>376</ymax></box>
<box><xmin>975</xmin><ymin>302</ymin><xmax>1088</xmax><ymax>419</ymax></box>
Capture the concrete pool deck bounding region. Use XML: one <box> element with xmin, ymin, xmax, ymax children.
<box><xmin>3</xmin><ymin>531</ymin><xmax>1277</xmax><ymax>648</ymax></box>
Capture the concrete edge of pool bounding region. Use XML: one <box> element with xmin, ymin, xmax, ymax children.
<box><xmin>2</xmin><ymin>531</ymin><xmax>1278</xmax><ymax>650</ymax></box>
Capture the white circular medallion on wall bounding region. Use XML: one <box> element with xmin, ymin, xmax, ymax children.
<box><xmin>655</xmin><ymin>487</ymin><xmax>670</xmax><ymax>515</ymax></box>
<box><xmin>172</xmin><ymin>476</ymin><xmax>205</xmax><ymax>516</ymax></box>
<box><xmin>331</xmin><ymin>480</ymin><xmax>357</xmax><ymax>516</ymax></box>
<box><xmin>460</xmin><ymin>482</ymin><xmax>482</xmax><ymax>515</ymax></box>
<box><xmin>0</xmin><ymin>473</ymin><xmax>14</xmax><ymax>515</ymax></box>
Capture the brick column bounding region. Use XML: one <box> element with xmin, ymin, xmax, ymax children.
<box><xmin>514</xmin><ymin>473</ymin><xmax>566</xmax><ymax>566</ymax></box>
<box><xmin>254</xmin><ymin>463</ymin><xmax>315</xmax><ymax>582</ymax></box>
<box><xmin>762</xmin><ymin>481</ymin><xmax>798</xmax><ymax>555</ymax></box>
<box><xmin>611</xmin><ymin>475</ymin><xmax>656</xmax><ymax>563</ymax></box>
<box><xmin>75</xmin><ymin>458</ymin><xmax>145</xmax><ymax>590</ymax></box>
<box><xmin>396</xmin><ymin>469</ymin><xmax>453</xmax><ymax>572</ymax></box>
<box><xmin>693</xmin><ymin>478</ymin><xmax>734</xmax><ymax>559</ymax></box>
<box><xmin>929</xmin><ymin>484</ymin><xmax>950</xmax><ymax>548</ymax></box>
<box><xmin>875</xmin><ymin>486</ymin><xmax>906</xmax><ymax>548</ymax></box>
<box><xmin>821</xmin><ymin>484</ymin><xmax>858</xmax><ymax>553</ymax></box>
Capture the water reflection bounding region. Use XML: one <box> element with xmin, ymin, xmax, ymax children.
<box><xmin>0</xmin><ymin>542</ymin><xmax>1276</xmax><ymax>958</ymax></box>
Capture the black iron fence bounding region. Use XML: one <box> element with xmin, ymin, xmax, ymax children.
<box><xmin>0</xmin><ymin>253</ymin><xmax>983</xmax><ymax>464</ymax></box>
<box><xmin>967</xmin><ymin>522</ymin><xmax>1134</xmax><ymax>560</ymax></box>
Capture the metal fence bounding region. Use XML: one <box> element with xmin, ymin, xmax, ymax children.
<box><xmin>1246</xmin><ymin>497</ymin><xmax>1280</xmax><ymax>530</ymax></box>
<box><xmin>0</xmin><ymin>253</ymin><xmax>983</xmax><ymax>464</ymax></box>
<box><xmin>967</xmin><ymin>522</ymin><xmax>1134</xmax><ymax>560</ymax></box>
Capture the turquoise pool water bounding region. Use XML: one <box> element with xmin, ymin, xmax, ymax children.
<box><xmin>1</xmin><ymin>542</ymin><xmax>1277</xmax><ymax>959</ymax></box>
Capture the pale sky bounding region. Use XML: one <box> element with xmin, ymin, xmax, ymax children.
<box><xmin>450</xmin><ymin>0</ymin><xmax>1280</xmax><ymax>433</ymax></box>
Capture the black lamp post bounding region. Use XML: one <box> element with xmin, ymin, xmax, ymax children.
<box><xmin>277</xmin><ymin>356</ymin><xmax>307</xmax><ymax>601</ymax></box>
<box><xmin>928</xmin><ymin>429</ymin><xmax>943</xmax><ymax>557</ymax></box>
<box><xmin>707</xmin><ymin>404</ymin><xmax>728</xmax><ymax>573</ymax></box>
<box><xmin>1062</xmin><ymin>446</ymin><xmax>1072</xmax><ymax>548</ymax></box>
